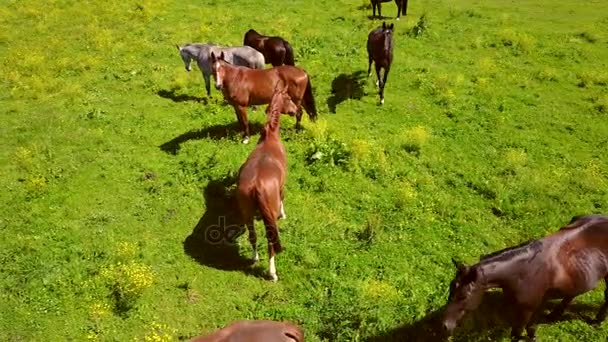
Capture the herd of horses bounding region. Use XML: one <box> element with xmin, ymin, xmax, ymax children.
<box><xmin>172</xmin><ymin>4</ymin><xmax>608</xmax><ymax>342</ymax></box>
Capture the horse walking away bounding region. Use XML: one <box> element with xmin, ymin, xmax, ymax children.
<box><xmin>367</xmin><ymin>22</ymin><xmax>394</xmax><ymax>104</ymax></box>
<box><xmin>211</xmin><ymin>51</ymin><xmax>317</xmax><ymax>144</ymax></box>
<box><xmin>243</xmin><ymin>29</ymin><xmax>295</xmax><ymax>66</ymax></box>
<box><xmin>370</xmin><ymin>0</ymin><xmax>408</xmax><ymax>20</ymax></box>
<box><xmin>190</xmin><ymin>320</ymin><xmax>304</xmax><ymax>342</ymax></box>
<box><xmin>443</xmin><ymin>214</ymin><xmax>608</xmax><ymax>341</ymax></box>
<box><xmin>176</xmin><ymin>43</ymin><xmax>265</xmax><ymax>96</ymax></box>
<box><xmin>235</xmin><ymin>85</ymin><xmax>296</xmax><ymax>282</ymax></box>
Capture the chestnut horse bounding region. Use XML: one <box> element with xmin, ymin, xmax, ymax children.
<box><xmin>443</xmin><ymin>214</ymin><xmax>608</xmax><ymax>341</ymax></box>
<box><xmin>243</xmin><ymin>29</ymin><xmax>295</xmax><ymax>66</ymax></box>
<box><xmin>367</xmin><ymin>22</ymin><xmax>394</xmax><ymax>105</ymax></box>
<box><xmin>235</xmin><ymin>85</ymin><xmax>296</xmax><ymax>281</ymax></box>
<box><xmin>190</xmin><ymin>320</ymin><xmax>304</xmax><ymax>342</ymax></box>
<box><xmin>210</xmin><ymin>51</ymin><xmax>316</xmax><ymax>144</ymax></box>
<box><xmin>370</xmin><ymin>0</ymin><xmax>408</xmax><ymax>20</ymax></box>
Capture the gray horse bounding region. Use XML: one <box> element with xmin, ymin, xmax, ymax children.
<box><xmin>176</xmin><ymin>43</ymin><xmax>265</xmax><ymax>96</ymax></box>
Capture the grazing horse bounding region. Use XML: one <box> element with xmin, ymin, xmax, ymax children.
<box><xmin>236</xmin><ymin>85</ymin><xmax>296</xmax><ymax>281</ymax></box>
<box><xmin>190</xmin><ymin>320</ymin><xmax>304</xmax><ymax>342</ymax></box>
<box><xmin>443</xmin><ymin>214</ymin><xmax>608</xmax><ymax>341</ymax></box>
<box><xmin>210</xmin><ymin>51</ymin><xmax>317</xmax><ymax>144</ymax></box>
<box><xmin>243</xmin><ymin>29</ymin><xmax>295</xmax><ymax>66</ymax></box>
<box><xmin>370</xmin><ymin>0</ymin><xmax>408</xmax><ymax>20</ymax></box>
<box><xmin>176</xmin><ymin>43</ymin><xmax>265</xmax><ymax>96</ymax></box>
<box><xmin>367</xmin><ymin>22</ymin><xmax>394</xmax><ymax>105</ymax></box>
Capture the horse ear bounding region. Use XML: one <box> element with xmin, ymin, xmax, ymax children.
<box><xmin>451</xmin><ymin>257</ymin><xmax>464</xmax><ymax>270</ymax></box>
<box><xmin>389</xmin><ymin>23</ymin><xmax>394</xmax><ymax>30</ymax></box>
<box><xmin>382</xmin><ymin>22</ymin><xmax>386</xmax><ymax>29</ymax></box>
<box><xmin>175</xmin><ymin>44</ymin><xmax>181</xmax><ymax>51</ymax></box>
<box><xmin>219</xmin><ymin>52</ymin><xmax>225</xmax><ymax>61</ymax></box>
<box><xmin>210</xmin><ymin>52</ymin><xmax>216</xmax><ymax>62</ymax></box>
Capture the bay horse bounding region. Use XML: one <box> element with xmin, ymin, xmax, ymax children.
<box><xmin>210</xmin><ymin>51</ymin><xmax>317</xmax><ymax>144</ymax></box>
<box><xmin>235</xmin><ymin>85</ymin><xmax>296</xmax><ymax>281</ymax></box>
<box><xmin>443</xmin><ymin>214</ymin><xmax>608</xmax><ymax>341</ymax></box>
<box><xmin>176</xmin><ymin>43</ymin><xmax>265</xmax><ymax>96</ymax></box>
<box><xmin>367</xmin><ymin>22</ymin><xmax>394</xmax><ymax>105</ymax></box>
<box><xmin>190</xmin><ymin>320</ymin><xmax>304</xmax><ymax>342</ymax></box>
<box><xmin>243</xmin><ymin>29</ymin><xmax>295</xmax><ymax>66</ymax></box>
<box><xmin>370</xmin><ymin>0</ymin><xmax>408</xmax><ymax>20</ymax></box>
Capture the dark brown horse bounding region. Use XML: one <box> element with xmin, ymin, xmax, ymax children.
<box><xmin>367</xmin><ymin>22</ymin><xmax>394</xmax><ymax>105</ymax></box>
<box><xmin>443</xmin><ymin>214</ymin><xmax>608</xmax><ymax>341</ymax></box>
<box><xmin>210</xmin><ymin>51</ymin><xmax>316</xmax><ymax>144</ymax></box>
<box><xmin>190</xmin><ymin>320</ymin><xmax>304</xmax><ymax>342</ymax></box>
<box><xmin>244</xmin><ymin>29</ymin><xmax>295</xmax><ymax>66</ymax></box>
<box><xmin>235</xmin><ymin>85</ymin><xmax>295</xmax><ymax>282</ymax></box>
<box><xmin>370</xmin><ymin>0</ymin><xmax>408</xmax><ymax>20</ymax></box>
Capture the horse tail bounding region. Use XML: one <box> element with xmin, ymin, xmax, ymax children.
<box><xmin>303</xmin><ymin>75</ymin><xmax>317</xmax><ymax>122</ymax></box>
<box><xmin>255</xmin><ymin>188</ymin><xmax>282</xmax><ymax>254</ymax></box>
<box><xmin>283</xmin><ymin>41</ymin><xmax>295</xmax><ymax>66</ymax></box>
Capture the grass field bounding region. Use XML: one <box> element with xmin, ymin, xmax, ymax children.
<box><xmin>1</xmin><ymin>0</ymin><xmax>608</xmax><ymax>341</ymax></box>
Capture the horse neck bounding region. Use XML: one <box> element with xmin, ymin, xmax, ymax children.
<box><xmin>476</xmin><ymin>240</ymin><xmax>544</xmax><ymax>289</ymax></box>
<box><xmin>262</xmin><ymin>108</ymin><xmax>282</xmax><ymax>141</ymax></box>
<box><xmin>383</xmin><ymin>33</ymin><xmax>392</xmax><ymax>54</ymax></box>
<box><xmin>183</xmin><ymin>45</ymin><xmax>201</xmax><ymax>58</ymax></box>
<box><xmin>219</xmin><ymin>62</ymin><xmax>240</xmax><ymax>87</ymax></box>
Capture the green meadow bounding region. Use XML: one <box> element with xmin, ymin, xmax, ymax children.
<box><xmin>1</xmin><ymin>0</ymin><xmax>608</xmax><ymax>340</ymax></box>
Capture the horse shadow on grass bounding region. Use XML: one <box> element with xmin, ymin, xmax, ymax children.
<box><xmin>327</xmin><ymin>70</ymin><xmax>367</xmax><ymax>113</ymax></box>
<box><xmin>364</xmin><ymin>291</ymin><xmax>602</xmax><ymax>342</ymax></box>
<box><xmin>183</xmin><ymin>174</ymin><xmax>267</xmax><ymax>278</ymax></box>
<box><xmin>159</xmin><ymin>122</ymin><xmax>264</xmax><ymax>155</ymax></box>
<box><xmin>157</xmin><ymin>89</ymin><xmax>208</xmax><ymax>104</ymax></box>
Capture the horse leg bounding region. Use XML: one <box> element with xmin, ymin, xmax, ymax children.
<box><xmin>547</xmin><ymin>296</ymin><xmax>574</xmax><ymax>321</ymax></box>
<box><xmin>235</xmin><ymin>105</ymin><xmax>250</xmax><ymax>144</ymax></box>
<box><xmin>279</xmin><ymin>189</ymin><xmax>286</xmax><ymax>220</ymax></box>
<box><xmin>265</xmin><ymin>219</ymin><xmax>281</xmax><ymax>282</ymax></box>
<box><xmin>511</xmin><ymin>304</ymin><xmax>539</xmax><ymax>342</ymax></box>
<box><xmin>367</xmin><ymin>55</ymin><xmax>373</xmax><ymax>77</ymax></box>
<box><xmin>593</xmin><ymin>276</ymin><xmax>608</xmax><ymax>326</ymax></box>
<box><xmin>202</xmin><ymin>68</ymin><xmax>212</xmax><ymax>96</ymax></box>
<box><xmin>372</xmin><ymin>2</ymin><xmax>377</xmax><ymax>18</ymax></box>
<box><xmin>380</xmin><ymin>65</ymin><xmax>390</xmax><ymax>105</ymax></box>
<box><xmin>246</xmin><ymin>219</ymin><xmax>258</xmax><ymax>263</ymax></box>
<box><xmin>396</xmin><ymin>0</ymin><xmax>401</xmax><ymax>20</ymax></box>
<box><xmin>375</xmin><ymin>64</ymin><xmax>383</xmax><ymax>103</ymax></box>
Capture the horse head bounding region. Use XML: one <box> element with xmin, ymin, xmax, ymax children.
<box><xmin>210</xmin><ymin>52</ymin><xmax>226</xmax><ymax>90</ymax></box>
<box><xmin>442</xmin><ymin>259</ymin><xmax>485</xmax><ymax>334</ymax></box>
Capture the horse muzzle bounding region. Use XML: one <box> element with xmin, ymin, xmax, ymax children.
<box><xmin>442</xmin><ymin>319</ymin><xmax>456</xmax><ymax>334</ymax></box>
<box><xmin>185</xmin><ymin>66</ymin><xmax>191</xmax><ymax>72</ymax></box>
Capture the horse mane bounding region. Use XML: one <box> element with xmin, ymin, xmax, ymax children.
<box><xmin>480</xmin><ymin>239</ymin><xmax>542</xmax><ymax>264</ymax></box>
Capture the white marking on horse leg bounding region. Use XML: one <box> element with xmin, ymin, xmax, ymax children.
<box><xmin>269</xmin><ymin>256</ymin><xmax>278</xmax><ymax>282</ymax></box>
<box><xmin>242</xmin><ymin>136</ymin><xmax>250</xmax><ymax>144</ymax></box>
<box><xmin>375</xmin><ymin>79</ymin><xmax>380</xmax><ymax>87</ymax></box>
<box><xmin>251</xmin><ymin>248</ymin><xmax>259</xmax><ymax>263</ymax></box>
<box><xmin>396</xmin><ymin>17</ymin><xmax>400</xmax><ymax>21</ymax></box>
<box><xmin>380</xmin><ymin>98</ymin><xmax>385</xmax><ymax>105</ymax></box>
<box><xmin>279</xmin><ymin>201</ymin><xmax>286</xmax><ymax>220</ymax></box>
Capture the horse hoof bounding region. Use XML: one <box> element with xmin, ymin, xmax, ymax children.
<box><xmin>396</xmin><ymin>17</ymin><xmax>400</xmax><ymax>21</ymax></box>
<box><xmin>380</xmin><ymin>98</ymin><xmax>385</xmax><ymax>105</ymax></box>
<box><xmin>269</xmin><ymin>273</ymin><xmax>278</xmax><ymax>282</ymax></box>
<box><xmin>242</xmin><ymin>137</ymin><xmax>250</xmax><ymax>144</ymax></box>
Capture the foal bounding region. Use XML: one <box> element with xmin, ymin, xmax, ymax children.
<box><xmin>190</xmin><ymin>320</ymin><xmax>304</xmax><ymax>342</ymax></box>
<box><xmin>443</xmin><ymin>214</ymin><xmax>608</xmax><ymax>341</ymax></box>
<box><xmin>367</xmin><ymin>22</ymin><xmax>394</xmax><ymax>105</ymax></box>
<box><xmin>235</xmin><ymin>85</ymin><xmax>296</xmax><ymax>281</ymax></box>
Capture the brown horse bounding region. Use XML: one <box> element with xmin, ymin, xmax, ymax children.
<box><xmin>370</xmin><ymin>0</ymin><xmax>408</xmax><ymax>20</ymax></box>
<box><xmin>443</xmin><ymin>214</ymin><xmax>608</xmax><ymax>341</ymax></box>
<box><xmin>235</xmin><ymin>85</ymin><xmax>295</xmax><ymax>281</ymax></box>
<box><xmin>367</xmin><ymin>22</ymin><xmax>394</xmax><ymax>105</ymax></box>
<box><xmin>243</xmin><ymin>29</ymin><xmax>295</xmax><ymax>66</ymax></box>
<box><xmin>190</xmin><ymin>320</ymin><xmax>304</xmax><ymax>342</ymax></box>
<box><xmin>210</xmin><ymin>51</ymin><xmax>316</xmax><ymax>144</ymax></box>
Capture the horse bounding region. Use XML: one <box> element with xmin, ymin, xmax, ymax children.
<box><xmin>235</xmin><ymin>85</ymin><xmax>296</xmax><ymax>282</ymax></box>
<box><xmin>443</xmin><ymin>214</ymin><xmax>608</xmax><ymax>341</ymax></box>
<box><xmin>210</xmin><ymin>51</ymin><xmax>317</xmax><ymax>144</ymax></box>
<box><xmin>176</xmin><ymin>43</ymin><xmax>265</xmax><ymax>96</ymax></box>
<box><xmin>243</xmin><ymin>29</ymin><xmax>295</xmax><ymax>66</ymax></box>
<box><xmin>370</xmin><ymin>0</ymin><xmax>408</xmax><ymax>20</ymax></box>
<box><xmin>367</xmin><ymin>22</ymin><xmax>394</xmax><ymax>105</ymax></box>
<box><xmin>190</xmin><ymin>320</ymin><xmax>304</xmax><ymax>342</ymax></box>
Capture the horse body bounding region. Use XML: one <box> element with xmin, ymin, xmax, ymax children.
<box><xmin>211</xmin><ymin>52</ymin><xmax>316</xmax><ymax>143</ymax></box>
<box><xmin>444</xmin><ymin>214</ymin><xmax>608</xmax><ymax>340</ymax></box>
<box><xmin>236</xmin><ymin>86</ymin><xmax>296</xmax><ymax>281</ymax></box>
<box><xmin>370</xmin><ymin>0</ymin><xmax>408</xmax><ymax>20</ymax></box>
<box><xmin>367</xmin><ymin>22</ymin><xmax>394</xmax><ymax>104</ymax></box>
<box><xmin>244</xmin><ymin>29</ymin><xmax>295</xmax><ymax>66</ymax></box>
<box><xmin>176</xmin><ymin>43</ymin><xmax>265</xmax><ymax>96</ymax></box>
<box><xmin>190</xmin><ymin>320</ymin><xmax>304</xmax><ymax>342</ymax></box>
